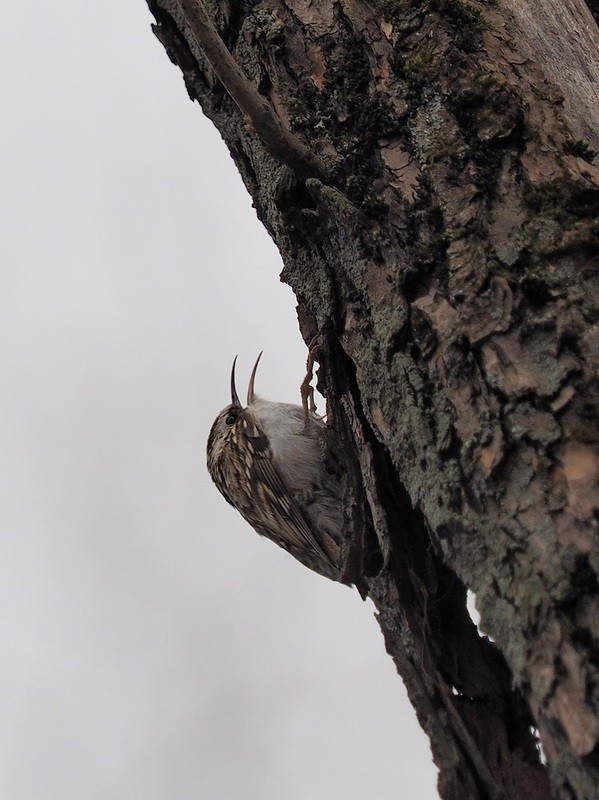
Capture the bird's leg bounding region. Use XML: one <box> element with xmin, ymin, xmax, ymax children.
<box><xmin>300</xmin><ymin>340</ymin><xmax>322</xmax><ymax>425</ymax></box>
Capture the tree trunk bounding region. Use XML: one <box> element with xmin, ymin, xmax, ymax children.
<box><xmin>144</xmin><ymin>1</ymin><xmax>599</xmax><ymax>797</ymax></box>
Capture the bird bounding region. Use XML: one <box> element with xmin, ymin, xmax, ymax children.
<box><xmin>206</xmin><ymin>353</ymin><xmax>357</xmax><ymax>586</ymax></box>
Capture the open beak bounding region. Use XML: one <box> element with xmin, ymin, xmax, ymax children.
<box><xmin>246</xmin><ymin>352</ymin><xmax>263</xmax><ymax>406</ymax></box>
<box><xmin>230</xmin><ymin>356</ymin><xmax>241</xmax><ymax>406</ymax></box>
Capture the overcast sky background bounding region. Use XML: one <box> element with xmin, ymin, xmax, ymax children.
<box><xmin>1</xmin><ymin>3</ymin><xmax>437</xmax><ymax>798</ymax></box>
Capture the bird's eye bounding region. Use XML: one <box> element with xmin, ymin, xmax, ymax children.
<box><xmin>225</xmin><ymin>413</ymin><xmax>237</xmax><ymax>426</ymax></box>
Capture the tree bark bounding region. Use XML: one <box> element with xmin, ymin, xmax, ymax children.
<box><xmin>144</xmin><ymin>1</ymin><xmax>599</xmax><ymax>797</ymax></box>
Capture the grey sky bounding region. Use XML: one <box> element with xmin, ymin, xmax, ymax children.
<box><xmin>1</xmin><ymin>2</ymin><xmax>437</xmax><ymax>798</ymax></box>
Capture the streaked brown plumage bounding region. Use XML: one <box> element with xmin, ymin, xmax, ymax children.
<box><xmin>206</xmin><ymin>354</ymin><xmax>349</xmax><ymax>583</ymax></box>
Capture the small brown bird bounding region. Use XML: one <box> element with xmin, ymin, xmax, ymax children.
<box><xmin>206</xmin><ymin>354</ymin><xmax>351</xmax><ymax>584</ymax></box>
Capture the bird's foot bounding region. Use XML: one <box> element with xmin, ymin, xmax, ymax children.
<box><xmin>300</xmin><ymin>340</ymin><xmax>323</xmax><ymax>426</ymax></box>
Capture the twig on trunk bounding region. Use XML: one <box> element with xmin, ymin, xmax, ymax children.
<box><xmin>175</xmin><ymin>0</ymin><xmax>327</xmax><ymax>182</ymax></box>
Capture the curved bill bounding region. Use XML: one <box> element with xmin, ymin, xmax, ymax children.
<box><xmin>246</xmin><ymin>352</ymin><xmax>263</xmax><ymax>406</ymax></box>
<box><xmin>230</xmin><ymin>356</ymin><xmax>241</xmax><ymax>406</ymax></box>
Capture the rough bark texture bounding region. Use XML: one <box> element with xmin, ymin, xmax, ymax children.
<box><xmin>144</xmin><ymin>1</ymin><xmax>599</xmax><ymax>797</ymax></box>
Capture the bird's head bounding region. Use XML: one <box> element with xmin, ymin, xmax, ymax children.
<box><xmin>206</xmin><ymin>353</ymin><xmax>262</xmax><ymax>469</ymax></box>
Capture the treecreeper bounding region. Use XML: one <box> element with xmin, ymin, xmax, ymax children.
<box><xmin>206</xmin><ymin>354</ymin><xmax>374</xmax><ymax>596</ymax></box>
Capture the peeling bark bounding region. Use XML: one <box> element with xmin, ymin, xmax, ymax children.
<box><xmin>144</xmin><ymin>1</ymin><xmax>599</xmax><ymax>797</ymax></box>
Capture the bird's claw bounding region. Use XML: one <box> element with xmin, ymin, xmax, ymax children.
<box><xmin>301</xmin><ymin>341</ymin><xmax>322</xmax><ymax>425</ymax></box>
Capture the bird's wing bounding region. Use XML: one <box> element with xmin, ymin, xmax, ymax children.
<box><xmin>239</xmin><ymin>409</ymin><xmax>334</xmax><ymax>566</ymax></box>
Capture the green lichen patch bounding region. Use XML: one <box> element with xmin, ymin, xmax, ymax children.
<box><xmin>563</xmin><ymin>138</ymin><xmax>598</xmax><ymax>164</ymax></box>
<box><xmin>524</xmin><ymin>181</ymin><xmax>569</xmax><ymax>218</ymax></box>
<box><xmin>430</xmin><ymin>0</ymin><xmax>490</xmax><ymax>49</ymax></box>
<box><xmin>288</xmin><ymin>25</ymin><xmax>406</xmax><ymax>216</ymax></box>
<box><xmin>319</xmin><ymin>40</ymin><xmax>402</xmax><ymax>212</ymax></box>
<box><xmin>524</xmin><ymin>180</ymin><xmax>599</xmax><ymax>228</ymax></box>
<box><xmin>432</xmin><ymin>0</ymin><xmax>486</xmax><ymax>28</ymax></box>
<box><xmin>424</xmin><ymin>141</ymin><xmax>462</xmax><ymax>166</ymax></box>
<box><xmin>246</xmin><ymin>9</ymin><xmax>285</xmax><ymax>47</ymax></box>
<box><xmin>375</xmin><ymin>0</ymin><xmax>414</xmax><ymax>16</ymax></box>
<box><xmin>395</xmin><ymin>48</ymin><xmax>436</xmax><ymax>105</ymax></box>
